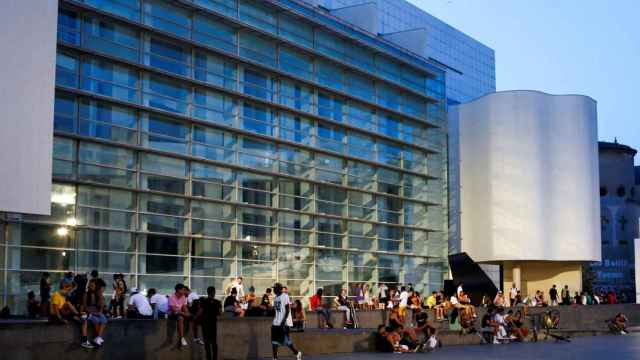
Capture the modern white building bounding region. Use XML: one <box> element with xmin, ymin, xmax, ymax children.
<box><xmin>450</xmin><ymin>90</ymin><xmax>601</xmax><ymax>296</ymax></box>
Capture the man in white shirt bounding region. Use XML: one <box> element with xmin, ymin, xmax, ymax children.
<box><xmin>233</xmin><ymin>277</ymin><xmax>245</xmax><ymax>301</ymax></box>
<box><xmin>457</xmin><ymin>283</ymin><xmax>464</xmax><ymax>297</ymax></box>
<box><xmin>378</xmin><ymin>283</ymin><xmax>388</xmax><ymax>308</ymax></box>
<box><xmin>148</xmin><ymin>288</ymin><xmax>169</xmax><ymax>318</ymax></box>
<box><xmin>271</xmin><ymin>283</ymin><xmax>302</xmax><ymax>360</ymax></box>
<box><xmin>398</xmin><ymin>286</ymin><xmax>409</xmax><ymax>322</ymax></box>
<box><xmin>128</xmin><ymin>288</ymin><xmax>153</xmax><ymax>318</ymax></box>
<box><xmin>493</xmin><ymin>308</ymin><xmax>515</xmax><ymax>341</ymax></box>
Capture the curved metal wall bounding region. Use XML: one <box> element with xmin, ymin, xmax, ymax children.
<box><xmin>455</xmin><ymin>90</ymin><xmax>601</xmax><ymax>262</ymax></box>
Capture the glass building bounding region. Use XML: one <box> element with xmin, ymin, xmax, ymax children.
<box><xmin>0</xmin><ymin>0</ymin><xmax>448</xmax><ymax>311</ymax></box>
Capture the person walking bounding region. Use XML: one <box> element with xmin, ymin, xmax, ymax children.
<box><xmin>198</xmin><ymin>286</ymin><xmax>222</xmax><ymax>360</ymax></box>
<box><xmin>271</xmin><ymin>283</ymin><xmax>302</xmax><ymax>360</ymax></box>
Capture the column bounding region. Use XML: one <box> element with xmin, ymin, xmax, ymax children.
<box><xmin>512</xmin><ymin>264</ymin><xmax>522</xmax><ymax>300</ymax></box>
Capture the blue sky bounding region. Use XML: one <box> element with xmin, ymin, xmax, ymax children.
<box><xmin>409</xmin><ymin>0</ymin><xmax>640</xmax><ymax>164</ymax></box>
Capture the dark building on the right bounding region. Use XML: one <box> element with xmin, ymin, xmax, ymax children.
<box><xmin>594</xmin><ymin>140</ymin><xmax>640</xmax><ymax>302</ymax></box>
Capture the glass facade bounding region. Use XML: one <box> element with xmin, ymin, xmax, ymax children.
<box><xmin>0</xmin><ymin>0</ymin><xmax>448</xmax><ymax>311</ymax></box>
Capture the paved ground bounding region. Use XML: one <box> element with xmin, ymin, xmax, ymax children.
<box><xmin>302</xmin><ymin>333</ymin><xmax>640</xmax><ymax>360</ymax></box>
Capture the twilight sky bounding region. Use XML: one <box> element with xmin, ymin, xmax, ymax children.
<box><xmin>409</xmin><ymin>0</ymin><xmax>640</xmax><ymax>164</ymax></box>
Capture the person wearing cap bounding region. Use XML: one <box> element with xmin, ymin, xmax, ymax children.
<box><xmin>127</xmin><ymin>287</ymin><xmax>153</xmax><ymax>319</ymax></box>
<box><xmin>309</xmin><ymin>288</ymin><xmax>333</xmax><ymax>329</ymax></box>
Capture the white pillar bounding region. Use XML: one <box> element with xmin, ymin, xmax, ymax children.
<box><xmin>513</xmin><ymin>264</ymin><xmax>522</xmax><ymax>294</ymax></box>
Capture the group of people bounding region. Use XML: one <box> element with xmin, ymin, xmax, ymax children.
<box><xmin>482</xmin><ymin>284</ymin><xmax>627</xmax><ymax>309</ymax></box>
<box><xmin>30</xmin><ymin>271</ymin><xmax>175</xmax><ymax>349</ymax></box>
<box><xmin>21</xmin><ymin>274</ymin><xmax>634</xmax><ymax>357</ymax></box>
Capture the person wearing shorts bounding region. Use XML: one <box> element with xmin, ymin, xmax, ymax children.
<box><xmin>81</xmin><ymin>279</ymin><xmax>107</xmax><ymax>348</ymax></box>
<box><xmin>271</xmin><ymin>283</ymin><xmax>302</xmax><ymax>360</ymax></box>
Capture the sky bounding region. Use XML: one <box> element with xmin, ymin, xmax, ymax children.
<box><xmin>408</xmin><ymin>0</ymin><xmax>640</xmax><ymax>164</ymax></box>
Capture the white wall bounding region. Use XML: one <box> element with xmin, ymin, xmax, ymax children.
<box><xmin>0</xmin><ymin>0</ymin><xmax>58</xmax><ymax>215</ymax></box>
<box><xmin>455</xmin><ymin>90</ymin><xmax>601</xmax><ymax>263</ymax></box>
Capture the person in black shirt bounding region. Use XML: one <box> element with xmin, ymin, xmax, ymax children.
<box><xmin>414</xmin><ymin>308</ymin><xmax>436</xmax><ymax>338</ymax></box>
<box><xmin>198</xmin><ymin>286</ymin><xmax>222</xmax><ymax>360</ymax></box>
<box><xmin>224</xmin><ymin>288</ymin><xmax>245</xmax><ymax>317</ymax></box>
<box><xmin>375</xmin><ymin>325</ymin><xmax>394</xmax><ymax>352</ymax></box>
<box><xmin>480</xmin><ymin>307</ymin><xmax>497</xmax><ymax>344</ymax></box>
<box><xmin>27</xmin><ymin>291</ymin><xmax>40</xmax><ymax>319</ymax></box>
<box><xmin>549</xmin><ymin>285</ymin><xmax>558</xmax><ymax>306</ymax></box>
<box><xmin>40</xmin><ymin>272</ymin><xmax>51</xmax><ymax>317</ymax></box>
<box><xmin>261</xmin><ymin>288</ymin><xmax>274</xmax><ymax>316</ymax></box>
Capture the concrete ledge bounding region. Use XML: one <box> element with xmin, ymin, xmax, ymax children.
<box><xmin>0</xmin><ymin>304</ymin><xmax>638</xmax><ymax>359</ymax></box>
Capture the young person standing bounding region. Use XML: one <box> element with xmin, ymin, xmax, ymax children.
<box><xmin>198</xmin><ymin>286</ymin><xmax>222</xmax><ymax>360</ymax></box>
<box><xmin>271</xmin><ymin>283</ymin><xmax>302</xmax><ymax>360</ymax></box>
<box><xmin>549</xmin><ymin>285</ymin><xmax>559</xmax><ymax>306</ymax></box>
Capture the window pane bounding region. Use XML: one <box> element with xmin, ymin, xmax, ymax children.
<box><xmin>85</xmin><ymin>0</ymin><xmax>141</xmax><ymax>22</ymax></box>
<box><xmin>54</xmin><ymin>93</ymin><xmax>77</xmax><ymax>133</ymax></box>
<box><xmin>143</xmin><ymin>0</ymin><xmax>191</xmax><ymax>38</ymax></box>
<box><xmin>142</xmin><ymin>114</ymin><xmax>189</xmax><ymax>154</ymax></box>
<box><xmin>194</xmin><ymin>0</ymin><xmax>237</xmax><ymax>18</ymax></box>
<box><xmin>239</xmin><ymin>0</ymin><xmax>276</xmax><ymax>33</ymax></box>
<box><xmin>79</xmin><ymin>99</ymin><xmax>138</xmax><ymax>145</ymax></box>
<box><xmin>239</xmin><ymin>32</ymin><xmax>276</xmax><ymax>67</ymax></box>
<box><xmin>81</xmin><ymin>58</ymin><xmax>139</xmax><ymax>103</ymax></box>
<box><xmin>144</xmin><ymin>35</ymin><xmax>191</xmax><ymax>76</ymax></box>
<box><xmin>83</xmin><ymin>16</ymin><xmax>139</xmax><ymax>62</ymax></box>
<box><xmin>143</xmin><ymin>74</ymin><xmax>189</xmax><ymax>114</ymax></box>
<box><xmin>193</xmin><ymin>14</ymin><xmax>237</xmax><ymax>54</ymax></box>
<box><xmin>140</xmin><ymin>153</ymin><xmax>186</xmax><ymax>178</ymax></box>
<box><xmin>194</xmin><ymin>51</ymin><xmax>237</xmax><ymax>90</ymax></box>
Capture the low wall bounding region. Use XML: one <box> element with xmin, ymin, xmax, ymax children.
<box><xmin>0</xmin><ymin>304</ymin><xmax>637</xmax><ymax>359</ymax></box>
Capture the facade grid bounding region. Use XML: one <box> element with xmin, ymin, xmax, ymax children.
<box><xmin>0</xmin><ymin>0</ymin><xmax>448</xmax><ymax>311</ymax></box>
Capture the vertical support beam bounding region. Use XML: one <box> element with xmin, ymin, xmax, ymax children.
<box><xmin>635</xmin><ymin>238</ymin><xmax>640</xmax><ymax>304</ymax></box>
<box><xmin>512</xmin><ymin>263</ymin><xmax>522</xmax><ymax>296</ymax></box>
